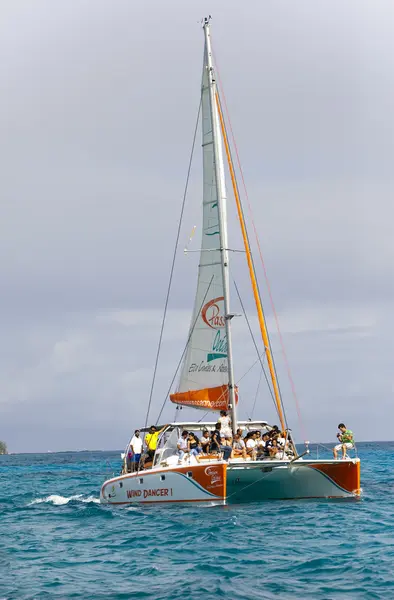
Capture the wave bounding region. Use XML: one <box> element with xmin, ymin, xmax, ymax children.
<box><xmin>28</xmin><ymin>494</ymin><xmax>100</xmax><ymax>506</ymax></box>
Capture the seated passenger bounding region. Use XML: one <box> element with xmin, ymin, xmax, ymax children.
<box><xmin>232</xmin><ymin>434</ymin><xmax>247</xmax><ymax>459</ymax></box>
<box><xmin>219</xmin><ymin>436</ymin><xmax>232</xmax><ymax>461</ymax></box>
<box><xmin>255</xmin><ymin>431</ymin><xmax>264</xmax><ymax>450</ymax></box>
<box><xmin>177</xmin><ymin>430</ymin><xmax>189</xmax><ymax>463</ymax></box>
<box><xmin>200</xmin><ymin>430</ymin><xmax>211</xmax><ymax>454</ymax></box>
<box><xmin>188</xmin><ymin>432</ymin><xmax>202</xmax><ymax>459</ymax></box>
<box><xmin>269</xmin><ymin>438</ymin><xmax>279</xmax><ymax>458</ymax></box>
<box><xmin>333</xmin><ymin>423</ymin><xmax>354</xmax><ymax>459</ymax></box>
<box><xmin>260</xmin><ymin>433</ymin><xmax>271</xmax><ymax>457</ymax></box>
<box><xmin>245</xmin><ymin>432</ymin><xmax>257</xmax><ymax>461</ymax></box>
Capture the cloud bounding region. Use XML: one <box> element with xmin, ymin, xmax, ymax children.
<box><xmin>0</xmin><ymin>300</ymin><xmax>392</xmax><ymax>451</ymax></box>
<box><xmin>0</xmin><ymin>0</ymin><xmax>393</xmax><ymax>451</ymax></box>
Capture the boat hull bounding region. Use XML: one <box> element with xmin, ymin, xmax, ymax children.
<box><xmin>100</xmin><ymin>462</ymin><xmax>227</xmax><ymax>505</ymax></box>
<box><xmin>226</xmin><ymin>458</ymin><xmax>361</xmax><ymax>502</ymax></box>
<box><xmin>100</xmin><ymin>458</ymin><xmax>360</xmax><ymax>505</ymax></box>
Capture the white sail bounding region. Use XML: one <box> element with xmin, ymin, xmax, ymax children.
<box><xmin>170</xmin><ymin>45</ymin><xmax>234</xmax><ymax>411</ymax></box>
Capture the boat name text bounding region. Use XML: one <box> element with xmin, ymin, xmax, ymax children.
<box><xmin>127</xmin><ymin>488</ymin><xmax>173</xmax><ymax>499</ymax></box>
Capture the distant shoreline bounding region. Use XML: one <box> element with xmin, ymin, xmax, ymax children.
<box><xmin>1</xmin><ymin>440</ymin><xmax>392</xmax><ymax>455</ymax></box>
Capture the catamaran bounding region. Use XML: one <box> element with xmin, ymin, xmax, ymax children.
<box><xmin>100</xmin><ymin>18</ymin><xmax>360</xmax><ymax>505</ymax></box>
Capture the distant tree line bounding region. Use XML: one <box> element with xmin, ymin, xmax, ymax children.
<box><xmin>0</xmin><ymin>441</ymin><xmax>7</xmax><ymax>455</ymax></box>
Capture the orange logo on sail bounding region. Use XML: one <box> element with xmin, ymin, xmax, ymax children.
<box><xmin>201</xmin><ymin>297</ymin><xmax>225</xmax><ymax>329</ymax></box>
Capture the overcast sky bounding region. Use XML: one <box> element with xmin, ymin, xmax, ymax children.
<box><xmin>1</xmin><ymin>0</ymin><xmax>393</xmax><ymax>452</ymax></box>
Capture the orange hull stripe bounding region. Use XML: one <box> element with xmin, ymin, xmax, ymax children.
<box><xmin>309</xmin><ymin>461</ymin><xmax>361</xmax><ymax>494</ymax></box>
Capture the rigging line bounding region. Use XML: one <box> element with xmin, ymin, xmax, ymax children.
<box><xmin>236</xmin><ymin>357</ymin><xmax>261</xmax><ymax>384</ymax></box>
<box><xmin>155</xmin><ymin>274</ymin><xmax>214</xmax><ymax>425</ymax></box>
<box><xmin>233</xmin><ymin>279</ymin><xmax>279</xmax><ymax>419</ymax></box>
<box><xmin>250</xmin><ymin>366</ymin><xmax>263</xmax><ymax>421</ymax></box>
<box><xmin>212</xmin><ymin>51</ymin><xmax>306</xmax><ymax>442</ymax></box>
<box><xmin>239</xmin><ymin>352</ymin><xmax>266</xmax><ymax>420</ymax></box>
<box><xmin>198</xmin><ymin>411</ymin><xmax>209</xmax><ymax>423</ymax></box>
<box><xmin>143</xmin><ymin>97</ymin><xmax>202</xmax><ymax>429</ymax></box>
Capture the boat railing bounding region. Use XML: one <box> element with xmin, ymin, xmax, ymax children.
<box><xmin>315</xmin><ymin>441</ymin><xmax>358</xmax><ymax>459</ymax></box>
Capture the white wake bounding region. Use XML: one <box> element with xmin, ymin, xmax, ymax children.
<box><xmin>28</xmin><ymin>494</ymin><xmax>100</xmax><ymax>506</ymax></box>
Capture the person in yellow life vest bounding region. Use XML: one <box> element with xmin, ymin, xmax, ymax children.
<box><xmin>143</xmin><ymin>424</ymin><xmax>168</xmax><ymax>465</ymax></box>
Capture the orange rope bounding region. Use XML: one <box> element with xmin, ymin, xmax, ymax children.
<box><xmin>215</xmin><ymin>91</ymin><xmax>285</xmax><ymax>433</ymax></box>
<box><xmin>212</xmin><ymin>49</ymin><xmax>307</xmax><ymax>441</ymax></box>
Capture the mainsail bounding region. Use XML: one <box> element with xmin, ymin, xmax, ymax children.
<box><xmin>170</xmin><ymin>44</ymin><xmax>236</xmax><ymax>411</ymax></box>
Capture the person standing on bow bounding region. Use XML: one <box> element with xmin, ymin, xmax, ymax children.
<box><xmin>333</xmin><ymin>423</ymin><xmax>354</xmax><ymax>460</ymax></box>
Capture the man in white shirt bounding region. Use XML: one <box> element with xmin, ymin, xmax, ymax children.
<box><xmin>246</xmin><ymin>433</ymin><xmax>257</xmax><ymax>461</ymax></box>
<box><xmin>130</xmin><ymin>429</ymin><xmax>143</xmax><ymax>471</ymax></box>
<box><xmin>177</xmin><ymin>431</ymin><xmax>189</xmax><ymax>463</ymax></box>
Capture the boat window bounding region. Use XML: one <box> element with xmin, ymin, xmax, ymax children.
<box><xmin>139</xmin><ymin>478</ymin><xmax>143</xmax><ymax>484</ymax></box>
<box><xmin>187</xmin><ymin>472</ymin><xmax>193</xmax><ymax>478</ymax></box>
<box><xmin>119</xmin><ymin>482</ymin><xmax>123</xmax><ymax>488</ymax></box>
<box><xmin>160</xmin><ymin>475</ymin><xmax>165</xmax><ymax>481</ymax></box>
<box><xmin>260</xmin><ymin>467</ymin><xmax>272</xmax><ymax>473</ymax></box>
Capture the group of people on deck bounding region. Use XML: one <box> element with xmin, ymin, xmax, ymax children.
<box><xmin>125</xmin><ymin>418</ymin><xmax>355</xmax><ymax>472</ymax></box>
<box><xmin>125</xmin><ymin>411</ymin><xmax>294</xmax><ymax>472</ymax></box>
<box><xmin>176</xmin><ymin>411</ymin><xmax>294</xmax><ymax>463</ymax></box>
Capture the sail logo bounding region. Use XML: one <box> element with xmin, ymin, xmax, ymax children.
<box><xmin>201</xmin><ymin>297</ymin><xmax>226</xmax><ymax>329</ymax></box>
<box><xmin>207</xmin><ymin>330</ymin><xmax>227</xmax><ymax>363</ymax></box>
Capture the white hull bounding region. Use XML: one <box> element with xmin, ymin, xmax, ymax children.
<box><xmin>100</xmin><ymin>461</ymin><xmax>227</xmax><ymax>505</ymax></box>
<box><xmin>100</xmin><ymin>457</ymin><xmax>360</xmax><ymax>505</ymax></box>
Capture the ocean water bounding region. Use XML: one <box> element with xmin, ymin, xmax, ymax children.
<box><xmin>0</xmin><ymin>442</ymin><xmax>393</xmax><ymax>599</ymax></box>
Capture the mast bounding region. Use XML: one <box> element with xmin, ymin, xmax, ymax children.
<box><xmin>203</xmin><ymin>18</ymin><xmax>238</xmax><ymax>433</ymax></box>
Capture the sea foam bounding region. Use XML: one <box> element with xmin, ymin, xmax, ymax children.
<box><xmin>29</xmin><ymin>494</ymin><xmax>100</xmax><ymax>506</ymax></box>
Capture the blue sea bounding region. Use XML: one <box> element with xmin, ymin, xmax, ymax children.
<box><xmin>0</xmin><ymin>442</ymin><xmax>393</xmax><ymax>599</ymax></box>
